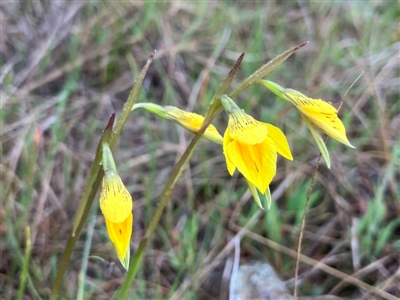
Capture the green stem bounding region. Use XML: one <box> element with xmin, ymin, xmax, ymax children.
<box><xmin>70</xmin><ymin>113</ymin><xmax>114</xmax><ymax>237</ymax></box>
<box><xmin>50</xmin><ymin>52</ymin><xmax>154</xmax><ymax>300</ymax></box>
<box><xmin>131</xmin><ymin>103</ymin><xmax>173</xmax><ymax>120</ymax></box>
<box><xmin>257</xmin><ymin>80</ymin><xmax>293</xmax><ymax>105</ymax></box>
<box><xmin>50</xmin><ymin>166</ymin><xmax>105</xmax><ymax>300</ymax></box>
<box><xmin>220</xmin><ymin>95</ymin><xmax>242</xmax><ymax>114</ymax></box>
<box><xmin>77</xmin><ymin>214</ymin><xmax>96</xmax><ymax>300</ymax></box>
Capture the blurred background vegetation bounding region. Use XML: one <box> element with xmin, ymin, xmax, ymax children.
<box><xmin>1</xmin><ymin>0</ymin><xmax>399</xmax><ymax>299</ymax></box>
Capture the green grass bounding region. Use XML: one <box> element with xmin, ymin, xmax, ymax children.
<box><xmin>1</xmin><ymin>1</ymin><xmax>399</xmax><ymax>299</ymax></box>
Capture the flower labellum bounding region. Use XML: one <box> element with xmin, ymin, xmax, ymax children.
<box><xmin>100</xmin><ymin>143</ymin><xmax>133</xmax><ymax>270</ymax></box>
<box><xmin>221</xmin><ymin>96</ymin><xmax>293</xmax><ymax>209</ymax></box>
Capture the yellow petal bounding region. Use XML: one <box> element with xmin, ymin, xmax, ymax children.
<box><xmin>105</xmin><ymin>213</ymin><xmax>133</xmax><ymax>270</ymax></box>
<box><xmin>165</xmin><ymin>107</ymin><xmax>223</xmax><ymax>144</ymax></box>
<box><xmin>100</xmin><ymin>170</ymin><xmax>133</xmax><ymax>223</ymax></box>
<box><xmin>284</xmin><ymin>89</ymin><xmax>354</xmax><ymax>148</ymax></box>
<box><xmin>225</xmin><ymin>134</ymin><xmax>277</xmax><ymax>194</ymax></box>
<box><xmin>227</xmin><ymin>111</ymin><xmax>268</xmax><ymax>145</ymax></box>
<box><xmin>264</xmin><ymin>123</ymin><xmax>293</xmax><ymax>161</ymax></box>
<box><xmin>223</xmin><ymin>131</ymin><xmax>236</xmax><ymax>175</ymax></box>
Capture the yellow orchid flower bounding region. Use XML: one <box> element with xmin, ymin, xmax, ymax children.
<box><xmin>259</xmin><ymin>80</ymin><xmax>355</xmax><ymax>168</ymax></box>
<box><xmin>132</xmin><ymin>103</ymin><xmax>223</xmax><ymax>144</ymax></box>
<box><xmin>100</xmin><ymin>143</ymin><xmax>133</xmax><ymax>270</ymax></box>
<box><xmin>221</xmin><ymin>96</ymin><xmax>293</xmax><ymax>209</ymax></box>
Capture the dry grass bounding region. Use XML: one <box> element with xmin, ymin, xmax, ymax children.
<box><xmin>1</xmin><ymin>1</ymin><xmax>399</xmax><ymax>299</ymax></box>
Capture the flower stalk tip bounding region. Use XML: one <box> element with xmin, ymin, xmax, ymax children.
<box><xmin>104</xmin><ymin>113</ymin><xmax>116</xmax><ymax>134</ymax></box>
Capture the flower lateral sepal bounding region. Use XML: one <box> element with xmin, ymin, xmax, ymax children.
<box><xmin>304</xmin><ymin>118</ymin><xmax>331</xmax><ymax>169</ymax></box>
<box><xmin>246</xmin><ymin>180</ymin><xmax>272</xmax><ymax>210</ymax></box>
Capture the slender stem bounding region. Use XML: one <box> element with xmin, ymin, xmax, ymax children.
<box><xmin>293</xmin><ymin>149</ymin><xmax>324</xmax><ymax>298</ymax></box>
<box><xmin>77</xmin><ymin>215</ymin><xmax>96</xmax><ymax>300</ymax></box>
<box><xmin>51</xmin><ymin>167</ymin><xmax>105</xmax><ymax>300</ymax></box>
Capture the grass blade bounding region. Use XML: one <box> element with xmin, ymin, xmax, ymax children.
<box><xmin>17</xmin><ymin>226</ymin><xmax>32</xmax><ymax>300</ymax></box>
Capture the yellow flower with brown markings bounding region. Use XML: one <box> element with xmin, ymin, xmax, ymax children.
<box><xmin>100</xmin><ymin>143</ymin><xmax>133</xmax><ymax>270</ymax></box>
<box><xmin>222</xmin><ymin>97</ymin><xmax>293</xmax><ymax>209</ymax></box>
<box><xmin>283</xmin><ymin>89</ymin><xmax>353</xmax><ymax>148</ymax></box>
<box><xmin>259</xmin><ymin>80</ymin><xmax>354</xmax><ymax>168</ymax></box>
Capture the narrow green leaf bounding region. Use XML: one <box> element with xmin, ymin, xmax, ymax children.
<box><xmin>230</xmin><ymin>42</ymin><xmax>308</xmax><ymax>98</ymax></box>
<box><xmin>216</xmin><ymin>53</ymin><xmax>244</xmax><ymax>96</ymax></box>
<box><xmin>375</xmin><ymin>219</ymin><xmax>400</xmax><ymax>256</ymax></box>
<box><xmin>109</xmin><ymin>51</ymin><xmax>155</xmax><ymax>148</ymax></box>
